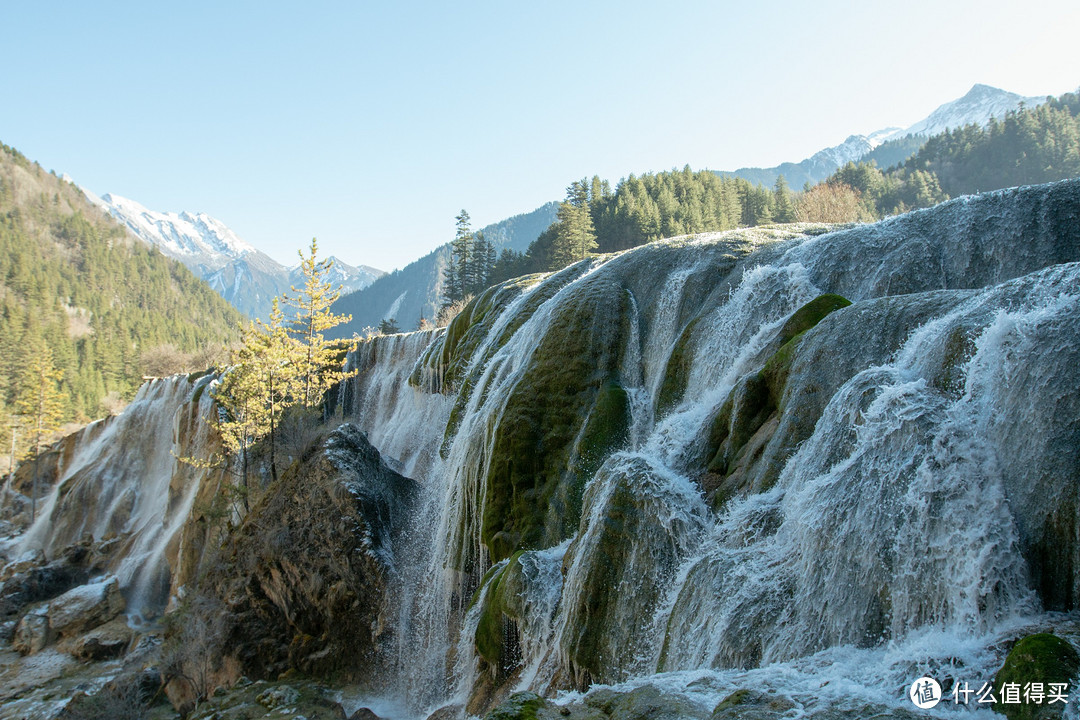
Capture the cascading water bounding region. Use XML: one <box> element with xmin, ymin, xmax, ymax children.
<box><xmin>338</xmin><ymin>181</ymin><xmax>1080</xmax><ymax>717</ymax></box>
<box><xmin>13</xmin><ymin>373</ymin><xmax>223</xmax><ymax>618</ymax></box>
<box><xmin>7</xmin><ymin>181</ymin><xmax>1078</xmax><ymax>719</ymax></box>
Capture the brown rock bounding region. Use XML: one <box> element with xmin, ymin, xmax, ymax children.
<box><xmin>70</xmin><ymin>617</ymin><xmax>135</xmax><ymax>660</ymax></box>
<box><xmin>48</xmin><ymin>577</ymin><xmax>125</xmax><ymax>639</ymax></box>
<box><xmin>12</xmin><ymin>607</ymin><xmax>50</xmax><ymax>654</ymax></box>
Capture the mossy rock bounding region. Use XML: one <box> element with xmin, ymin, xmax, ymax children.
<box><xmin>698</xmin><ymin>293</ymin><xmax>850</xmax><ymax>506</ymax></box>
<box><xmin>480</xmin><ymin>276</ymin><xmax>631</xmax><ymax>563</ymax></box>
<box><xmin>474</xmin><ymin>552</ymin><xmax>526</xmax><ymax>673</ymax></box>
<box><xmin>775</xmin><ymin>293</ymin><xmax>851</xmax><ymax>346</ymax></box>
<box><xmin>930</xmin><ymin>324</ymin><xmax>978</xmax><ymax>395</ymax></box>
<box><xmin>656</xmin><ymin>316</ymin><xmax>703</xmax><ymax>416</ymax></box>
<box><xmin>993</xmin><ymin>633</ymin><xmax>1080</xmax><ymax>720</ymax></box>
<box><xmin>572</xmin><ymin>380</ymin><xmax>631</xmax><ymax>481</ymax></box>
<box><xmin>764</xmin><ymin>294</ymin><xmax>851</xmax><ymax>409</ymax></box>
<box><xmin>438</xmin><ymin>277</ymin><xmax>543</xmax><ymax>392</ymax></box>
<box><xmin>705</xmin><ymin>373</ymin><xmax>773</xmax><ymax>476</ymax></box>
<box><xmin>484</xmin><ymin>691</ymin><xmax>547</xmax><ymax>720</ymax></box>
<box><xmin>582</xmin><ymin>685</ymin><xmax>710</xmax><ymax>719</ymax></box>
<box><xmin>712</xmin><ymin>689</ymin><xmax>796</xmax><ymax>719</ymax></box>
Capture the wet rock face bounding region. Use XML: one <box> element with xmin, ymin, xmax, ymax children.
<box><xmin>206</xmin><ymin>424</ymin><xmax>417</xmax><ymax>682</ymax></box>
<box><xmin>481</xmin><ymin>273</ymin><xmax>633</xmax><ymax>563</ymax></box>
<box><xmin>8</xmin><ymin>374</ymin><xmax>227</xmax><ymax>617</ymax></box>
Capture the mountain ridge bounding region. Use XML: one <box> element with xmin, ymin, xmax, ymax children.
<box><xmin>720</xmin><ymin>83</ymin><xmax>1048</xmax><ymax>188</ymax></box>
<box><xmin>82</xmin><ymin>190</ymin><xmax>384</xmax><ymax>319</ymax></box>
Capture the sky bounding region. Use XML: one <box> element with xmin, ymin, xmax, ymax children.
<box><xmin>1</xmin><ymin>1</ymin><xmax>1077</xmax><ymax>272</ymax></box>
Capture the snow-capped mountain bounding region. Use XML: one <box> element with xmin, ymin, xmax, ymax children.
<box><xmin>85</xmin><ymin>191</ymin><xmax>383</xmax><ymax>319</ymax></box>
<box><xmin>93</xmin><ymin>193</ymin><xmax>256</xmax><ymax>270</ymax></box>
<box><xmin>896</xmin><ymin>83</ymin><xmax>1046</xmax><ymax>138</ymax></box>
<box><xmin>725</xmin><ymin>84</ymin><xmax>1047</xmax><ymax>188</ymax></box>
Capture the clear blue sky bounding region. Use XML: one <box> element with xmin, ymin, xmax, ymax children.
<box><xmin>1</xmin><ymin>1</ymin><xmax>1076</xmax><ymax>271</ymax></box>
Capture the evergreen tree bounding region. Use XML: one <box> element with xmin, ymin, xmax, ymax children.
<box><xmin>551</xmin><ymin>180</ymin><xmax>597</xmax><ymax>269</ymax></box>
<box><xmin>283</xmin><ymin>239</ymin><xmax>355</xmax><ymax>409</ymax></box>
<box><xmin>378</xmin><ymin>318</ymin><xmax>401</xmax><ymax>334</ymax></box>
<box><xmin>443</xmin><ymin>210</ymin><xmax>473</xmax><ymax>307</ymax></box>
<box><xmin>213</xmin><ymin>326</ymin><xmax>269</xmax><ymax>511</ymax></box>
<box><xmin>772</xmin><ymin>175</ymin><xmax>796</xmax><ymax>222</ymax></box>
<box><xmin>15</xmin><ymin>345</ymin><xmax>64</xmax><ymax>520</ymax></box>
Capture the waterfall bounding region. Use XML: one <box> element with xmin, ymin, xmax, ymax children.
<box><xmin>14</xmin><ymin>373</ymin><xmax>224</xmax><ymax>618</ymax></box>
<box><xmin>9</xmin><ymin>180</ymin><xmax>1080</xmax><ymax>718</ymax></box>
<box><xmin>339</xmin><ymin>182</ymin><xmax>1080</xmax><ymax>715</ymax></box>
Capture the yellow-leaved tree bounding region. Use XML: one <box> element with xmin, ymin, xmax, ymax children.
<box><xmin>212</xmin><ymin>238</ymin><xmax>355</xmax><ymax>506</ymax></box>
<box><xmin>16</xmin><ymin>345</ymin><xmax>65</xmax><ymax>521</ymax></box>
<box><xmin>283</xmin><ymin>238</ymin><xmax>355</xmax><ymax>408</ymax></box>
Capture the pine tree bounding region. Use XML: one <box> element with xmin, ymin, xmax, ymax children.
<box><xmin>15</xmin><ymin>345</ymin><xmax>64</xmax><ymax>521</ymax></box>
<box><xmin>443</xmin><ymin>210</ymin><xmax>473</xmax><ymax>307</ymax></box>
<box><xmin>468</xmin><ymin>230</ymin><xmax>494</xmax><ymax>294</ymax></box>
<box><xmin>551</xmin><ymin>180</ymin><xmax>597</xmax><ymax>269</ymax></box>
<box><xmin>773</xmin><ymin>175</ymin><xmax>796</xmax><ymax>223</ymax></box>
<box><xmin>378</xmin><ymin>318</ymin><xmax>401</xmax><ymax>334</ymax></box>
<box><xmin>282</xmin><ymin>239</ymin><xmax>355</xmax><ymax>410</ymax></box>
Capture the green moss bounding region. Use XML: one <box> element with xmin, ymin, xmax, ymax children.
<box><xmin>994</xmin><ymin>633</ymin><xmax>1080</xmax><ymax>720</ymax></box>
<box><xmin>705</xmin><ymin>373</ymin><xmax>772</xmax><ymax>475</ymax></box>
<box><xmin>485</xmin><ymin>692</ymin><xmax>546</xmax><ymax>720</ymax></box>
<box><xmin>655</xmin><ymin>316</ymin><xmax>702</xmax><ymax>416</ymax></box>
<box><xmin>714</xmin><ymin>689</ymin><xmax>754</xmax><ymax>711</ymax></box>
<box><xmin>191</xmin><ymin>382</ymin><xmax>207</xmax><ymax>404</ymax></box>
<box><xmin>776</xmin><ymin>293</ymin><xmax>851</xmax><ymax>346</ymax></box>
<box><xmin>572</xmin><ymin>381</ymin><xmax>631</xmax><ymax>482</ymax></box>
<box><xmin>474</xmin><ymin>552</ymin><xmax>526</xmax><ymax>672</ymax></box>
<box><xmin>698</xmin><ymin>294</ymin><xmax>850</xmax><ymax>504</ymax></box>
<box><xmin>480</xmin><ymin>278</ymin><xmax>630</xmax><ymax>564</ymax></box>
<box><xmin>760</xmin><ymin>294</ymin><xmax>849</xmax><ymax>410</ymax></box>
<box><xmin>760</xmin><ymin>331</ymin><xmax>803</xmax><ymax>409</ymax></box>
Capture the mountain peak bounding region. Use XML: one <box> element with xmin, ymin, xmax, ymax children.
<box><xmin>79</xmin><ymin>187</ymin><xmax>384</xmax><ymax>319</ymax></box>
<box><xmin>900</xmin><ymin>84</ymin><xmax>1045</xmax><ymax>138</ymax></box>
<box><xmin>89</xmin><ymin>191</ymin><xmax>258</xmax><ymax>264</ymax></box>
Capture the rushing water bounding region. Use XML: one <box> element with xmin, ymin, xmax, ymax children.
<box><xmin>14</xmin><ymin>374</ymin><xmax>223</xmax><ymax>619</ymax></box>
<box><xmin>337</xmin><ymin>182</ymin><xmax>1080</xmax><ymax>716</ymax></box>
<box><xmin>9</xmin><ymin>181</ymin><xmax>1080</xmax><ymax>718</ymax></box>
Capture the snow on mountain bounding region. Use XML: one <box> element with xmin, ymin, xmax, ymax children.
<box><xmin>895</xmin><ymin>83</ymin><xmax>1046</xmax><ymax>138</ymax></box>
<box><xmin>93</xmin><ymin>192</ymin><xmax>256</xmax><ymax>269</ymax></box>
<box><xmin>288</xmin><ymin>256</ymin><xmax>383</xmax><ymax>296</ymax></box>
<box><xmin>723</xmin><ymin>84</ymin><xmax>1044</xmax><ymax>189</ymax></box>
<box><xmin>806</xmin><ymin>127</ymin><xmax>902</xmax><ymax>170</ymax></box>
<box><xmin>81</xmin><ymin>189</ymin><xmax>383</xmax><ymax>319</ymax></box>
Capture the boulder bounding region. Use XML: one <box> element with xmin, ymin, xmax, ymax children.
<box><xmin>994</xmin><ymin>633</ymin><xmax>1080</xmax><ymax>720</ymax></box>
<box><xmin>12</xmin><ymin>606</ymin><xmax>50</xmax><ymax>654</ymax></box>
<box><xmin>47</xmin><ymin>577</ymin><xmax>124</xmax><ymax>639</ymax></box>
<box><xmin>70</xmin><ymin>617</ymin><xmax>135</xmax><ymax>660</ymax></box>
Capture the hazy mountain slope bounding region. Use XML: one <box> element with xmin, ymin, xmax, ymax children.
<box><xmin>721</xmin><ymin>84</ymin><xmax>1047</xmax><ymax>188</ymax></box>
<box><xmin>901</xmin><ymin>83</ymin><xmax>1044</xmax><ymax>137</ymax></box>
<box><xmin>332</xmin><ymin>202</ymin><xmax>559</xmax><ymax>334</ymax></box>
<box><xmin>0</xmin><ymin>142</ymin><xmax>242</xmax><ymax>421</ymax></box>
<box><xmin>86</xmin><ymin>192</ymin><xmax>383</xmax><ymax>319</ymax></box>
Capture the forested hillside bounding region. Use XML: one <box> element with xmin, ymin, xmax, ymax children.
<box><xmin>332</xmin><ymin>202</ymin><xmax>559</xmax><ymax>335</ymax></box>
<box><xmin>492</xmin><ymin>170</ymin><xmax>794</xmax><ymax>279</ymax></box>
<box><xmin>489</xmin><ymin>90</ymin><xmax>1079</xmax><ymax>281</ymax></box>
<box><xmin>0</xmin><ymin>142</ymin><xmax>241</xmax><ymax>438</ymax></box>
<box><xmin>819</xmin><ymin>90</ymin><xmax>1080</xmax><ymax>219</ymax></box>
